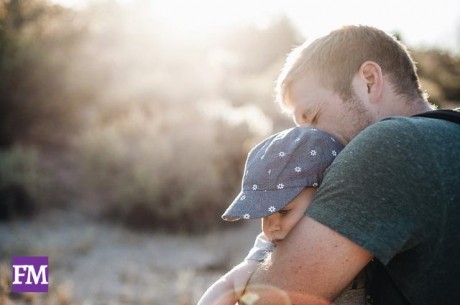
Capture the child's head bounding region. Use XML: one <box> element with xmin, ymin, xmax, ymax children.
<box><xmin>222</xmin><ymin>127</ymin><xmax>344</xmax><ymax>242</ymax></box>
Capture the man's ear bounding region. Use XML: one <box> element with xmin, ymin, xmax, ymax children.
<box><xmin>354</xmin><ymin>61</ymin><xmax>383</xmax><ymax>104</ymax></box>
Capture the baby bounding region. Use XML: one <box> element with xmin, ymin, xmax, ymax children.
<box><xmin>198</xmin><ymin>126</ymin><xmax>344</xmax><ymax>305</ymax></box>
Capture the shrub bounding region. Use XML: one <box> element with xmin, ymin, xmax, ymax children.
<box><xmin>74</xmin><ymin>103</ymin><xmax>271</xmax><ymax>233</ymax></box>
<box><xmin>0</xmin><ymin>0</ymin><xmax>85</xmax><ymax>147</ymax></box>
<box><xmin>0</xmin><ymin>145</ymin><xmax>51</xmax><ymax>220</ymax></box>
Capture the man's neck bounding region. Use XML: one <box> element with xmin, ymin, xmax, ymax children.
<box><xmin>403</xmin><ymin>100</ymin><xmax>434</xmax><ymax>117</ymax></box>
<box><xmin>384</xmin><ymin>98</ymin><xmax>434</xmax><ymax>119</ymax></box>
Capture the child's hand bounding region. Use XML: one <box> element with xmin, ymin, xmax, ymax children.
<box><xmin>198</xmin><ymin>260</ymin><xmax>260</xmax><ymax>305</ymax></box>
<box><xmin>232</xmin><ymin>260</ymin><xmax>259</xmax><ymax>299</ymax></box>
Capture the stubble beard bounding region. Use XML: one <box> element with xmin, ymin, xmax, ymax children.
<box><xmin>342</xmin><ymin>92</ymin><xmax>376</xmax><ymax>143</ymax></box>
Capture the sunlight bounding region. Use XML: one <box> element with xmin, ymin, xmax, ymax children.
<box><xmin>50</xmin><ymin>0</ymin><xmax>283</xmax><ymax>36</ymax></box>
<box><xmin>282</xmin><ymin>0</ymin><xmax>460</xmax><ymax>50</ymax></box>
<box><xmin>51</xmin><ymin>0</ymin><xmax>460</xmax><ymax>51</ymax></box>
<box><xmin>142</xmin><ymin>0</ymin><xmax>282</xmax><ymax>36</ymax></box>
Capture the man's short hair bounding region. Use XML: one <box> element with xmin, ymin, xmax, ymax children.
<box><xmin>276</xmin><ymin>25</ymin><xmax>427</xmax><ymax>111</ymax></box>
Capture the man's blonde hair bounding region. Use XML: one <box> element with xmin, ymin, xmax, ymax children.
<box><xmin>276</xmin><ymin>25</ymin><xmax>427</xmax><ymax>111</ymax></box>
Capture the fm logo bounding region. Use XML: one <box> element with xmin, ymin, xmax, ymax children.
<box><xmin>12</xmin><ymin>256</ymin><xmax>48</xmax><ymax>293</ymax></box>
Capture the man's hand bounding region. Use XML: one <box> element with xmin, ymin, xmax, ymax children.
<box><xmin>242</xmin><ymin>216</ymin><xmax>373</xmax><ymax>304</ymax></box>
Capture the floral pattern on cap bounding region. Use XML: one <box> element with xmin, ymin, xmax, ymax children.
<box><xmin>221</xmin><ymin>126</ymin><xmax>344</xmax><ymax>221</ymax></box>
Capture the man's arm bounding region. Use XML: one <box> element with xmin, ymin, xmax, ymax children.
<box><xmin>243</xmin><ymin>216</ymin><xmax>373</xmax><ymax>305</ymax></box>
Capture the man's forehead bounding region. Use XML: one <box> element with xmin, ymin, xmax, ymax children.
<box><xmin>286</xmin><ymin>73</ymin><xmax>322</xmax><ymax>102</ymax></box>
<box><xmin>285</xmin><ymin>87</ymin><xmax>317</xmax><ymax>114</ymax></box>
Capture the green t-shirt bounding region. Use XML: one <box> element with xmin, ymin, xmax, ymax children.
<box><xmin>307</xmin><ymin>116</ymin><xmax>460</xmax><ymax>305</ymax></box>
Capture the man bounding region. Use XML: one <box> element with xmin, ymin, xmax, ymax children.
<box><xmin>242</xmin><ymin>25</ymin><xmax>460</xmax><ymax>304</ymax></box>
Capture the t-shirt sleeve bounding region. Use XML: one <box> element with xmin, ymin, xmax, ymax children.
<box><xmin>306</xmin><ymin>118</ymin><xmax>440</xmax><ymax>264</ymax></box>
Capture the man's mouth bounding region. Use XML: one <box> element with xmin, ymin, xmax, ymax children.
<box><xmin>272</xmin><ymin>238</ymin><xmax>284</xmax><ymax>244</ymax></box>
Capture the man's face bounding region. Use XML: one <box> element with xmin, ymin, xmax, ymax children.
<box><xmin>286</xmin><ymin>72</ymin><xmax>375</xmax><ymax>145</ymax></box>
<box><xmin>262</xmin><ymin>187</ymin><xmax>315</xmax><ymax>244</ymax></box>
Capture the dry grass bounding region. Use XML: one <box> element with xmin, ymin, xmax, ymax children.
<box><xmin>0</xmin><ymin>210</ymin><xmax>260</xmax><ymax>304</ymax></box>
<box><xmin>0</xmin><ymin>259</ymin><xmax>76</xmax><ymax>305</ymax></box>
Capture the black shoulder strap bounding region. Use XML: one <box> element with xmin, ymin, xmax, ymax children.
<box><xmin>412</xmin><ymin>109</ymin><xmax>460</xmax><ymax>125</ymax></box>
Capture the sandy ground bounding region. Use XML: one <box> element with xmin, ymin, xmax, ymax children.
<box><xmin>0</xmin><ymin>209</ymin><xmax>261</xmax><ymax>304</ymax></box>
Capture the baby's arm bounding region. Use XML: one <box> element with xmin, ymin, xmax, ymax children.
<box><xmin>198</xmin><ymin>233</ymin><xmax>275</xmax><ymax>305</ymax></box>
<box><xmin>197</xmin><ymin>260</ymin><xmax>259</xmax><ymax>305</ymax></box>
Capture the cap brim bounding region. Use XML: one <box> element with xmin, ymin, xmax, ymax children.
<box><xmin>221</xmin><ymin>187</ymin><xmax>304</xmax><ymax>221</ymax></box>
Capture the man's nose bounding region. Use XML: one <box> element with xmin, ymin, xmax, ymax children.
<box><xmin>292</xmin><ymin>113</ymin><xmax>301</xmax><ymax>126</ymax></box>
<box><xmin>293</xmin><ymin>113</ymin><xmax>303</xmax><ymax>126</ymax></box>
<box><xmin>293</xmin><ymin>112</ymin><xmax>311</xmax><ymax>127</ymax></box>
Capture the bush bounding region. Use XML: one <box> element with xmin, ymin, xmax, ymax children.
<box><xmin>413</xmin><ymin>50</ymin><xmax>460</xmax><ymax>107</ymax></box>
<box><xmin>74</xmin><ymin>103</ymin><xmax>270</xmax><ymax>233</ymax></box>
<box><xmin>0</xmin><ymin>0</ymin><xmax>87</xmax><ymax>147</ymax></box>
<box><xmin>0</xmin><ymin>145</ymin><xmax>51</xmax><ymax>220</ymax></box>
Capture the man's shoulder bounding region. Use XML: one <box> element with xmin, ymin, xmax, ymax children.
<box><xmin>338</xmin><ymin>117</ymin><xmax>420</xmax><ymax>160</ymax></box>
<box><xmin>327</xmin><ymin>114</ymin><xmax>460</xmax><ymax>183</ymax></box>
<box><xmin>367</xmin><ymin>114</ymin><xmax>458</xmax><ymax>134</ymax></box>
<box><xmin>359</xmin><ymin>115</ymin><xmax>440</xmax><ymax>135</ymax></box>
<box><xmin>346</xmin><ymin>115</ymin><xmax>459</xmax><ymax>152</ymax></box>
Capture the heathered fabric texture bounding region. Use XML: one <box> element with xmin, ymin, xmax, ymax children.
<box><xmin>307</xmin><ymin>116</ymin><xmax>460</xmax><ymax>305</ymax></box>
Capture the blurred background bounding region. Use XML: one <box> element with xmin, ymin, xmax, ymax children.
<box><xmin>0</xmin><ymin>0</ymin><xmax>459</xmax><ymax>304</ymax></box>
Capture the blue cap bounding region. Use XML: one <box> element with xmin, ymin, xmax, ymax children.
<box><xmin>222</xmin><ymin>127</ymin><xmax>343</xmax><ymax>221</ymax></box>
